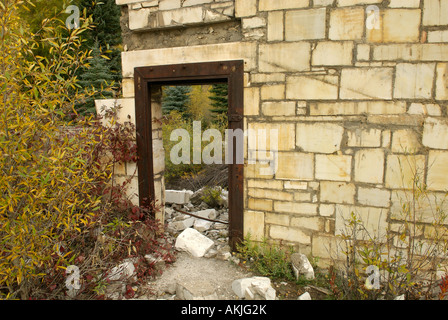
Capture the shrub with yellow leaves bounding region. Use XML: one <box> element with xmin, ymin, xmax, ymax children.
<box><xmin>0</xmin><ymin>0</ymin><xmax>174</xmax><ymax>300</ymax></box>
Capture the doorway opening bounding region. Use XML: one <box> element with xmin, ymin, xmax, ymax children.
<box><xmin>134</xmin><ymin>61</ymin><xmax>244</xmax><ymax>251</ymax></box>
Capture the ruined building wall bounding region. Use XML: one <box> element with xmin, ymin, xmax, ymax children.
<box><xmin>107</xmin><ymin>0</ymin><xmax>448</xmax><ymax>267</ymax></box>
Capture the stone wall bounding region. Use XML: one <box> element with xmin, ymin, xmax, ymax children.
<box><xmin>110</xmin><ymin>0</ymin><xmax>448</xmax><ymax>268</ymax></box>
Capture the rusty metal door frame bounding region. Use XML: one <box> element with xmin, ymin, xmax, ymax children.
<box><xmin>134</xmin><ymin>60</ymin><xmax>245</xmax><ymax>250</ymax></box>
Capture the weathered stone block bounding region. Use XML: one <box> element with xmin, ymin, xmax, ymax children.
<box><xmin>259</xmin><ymin>42</ymin><xmax>311</xmax><ymax>73</ymax></box>
<box><xmin>357</xmin><ymin>187</ymin><xmax>391</xmax><ymax>208</ymax></box>
<box><xmin>394</xmin><ymin>63</ymin><xmax>435</xmax><ymax>99</ymax></box>
<box><xmin>367</xmin><ymin>114</ymin><xmax>424</xmax><ymax>127</ymax></box>
<box><xmin>320</xmin><ymin>204</ymin><xmax>335</xmax><ymax>217</ymax></box>
<box><xmin>262</xmin><ymin>102</ymin><xmax>296</xmax><ymax>116</ymax></box>
<box><xmin>337</xmin><ymin>0</ymin><xmax>381</xmax><ymax>5</ymax></box>
<box><xmin>244</xmin><ymin>210</ymin><xmax>265</xmax><ymax>241</ymax></box>
<box><xmin>247</xmin><ymin>179</ymin><xmax>283</xmax><ymax>190</ymax></box>
<box><xmin>312</xmin><ymin>41</ymin><xmax>354</xmax><ymax>66</ymax></box>
<box><xmin>354</xmin><ymin>149</ymin><xmax>385</xmax><ymax>184</ymax></box>
<box><xmin>389</xmin><ymin>0</ymin><xmax>420</xmax><ymax>7</ymax></box>
<box><xmin>296</xmin><ymin>123</ymin><xmax>344</xmax><ymax>153</ymax></box>
<box><xmin>116</xmin><ymin>0</ymin><xmax>148</xmax><ymax>5</ymax></box>
<box><xmin>267</xmin><ymin>11</ymin><xmax>284</xmax><ymax>42</ymax></box>
<box><xmin>427</xmin><ymin>151</ymin><xmax>448</xmax><ymax>191</ymax></box>
<box><xmin>259</xmin><ymin>0</ymin><xmax>309</xmax><ymax>11</ymax></box>
<box><xmin>269</xmin><ymin>225</ymin><xmax>311</xmax><ymax>244</ymax></box>
<box><xmin>408</xmin><ymin>103</ymin><xmax>442</xmax><ymax>116</ymax></box>
<box><xmin>246</xmin><ymin>163</ymin><xmax>274</xmax><ymax>179</ymax></box>
<box><xmin>347</xmin><ymin>128</ymin><xmax>382</xmax><ymax>147</ymax></box>
<box><xmin>183</xmin><ymin>0</ymin><xmax>213</xmax><ymax>7</ymax></box>
<box><xmin>436</xmin><ymin>63</ymin><xmax>448</xmax><ymax>100</ymax></box>
<box><xmin>314</xmin><ymin>0</ymin><xmax>335</xmax><ymax>5</ymax></box>
<box><xmin>315</xmin><ymin>155</ymin><xmax>352</xmax><ymax>182</ymax></box>
<box><xmin>244</xmin><ymin>87</ymin><xmax>260</xmax><ymax>116</ymax></box>
<box><xmin>235</xmin><ymin>0</ymin><xmax>257</xmax><ymax>17</ymax></box>
<box><xmin>372</xmin><ymin>44</ymin><xmax>448</xmax><ymax>62</ymax></box>
<box><xmin>284</xmin><ymin>181</ymin><xmax>308</xmax><ymax>190</ymax></box>
<box><xmin>251</xmin><ymin>73</ymin><xmax>286</xmax><ymax>83</ymax></box>
<box><xmin>128</xmin><ymin>7</ymin><xmax>152</xmax><ymax>30</ymax></box>
<box><xmin>340</xmin><ymin>67</ymin><xmax>393</xmax><ymax>100</ymax></box>
<box><xmin>285</xmin><ymin>8</ymin><xmax>326</xmax><ymax>41</ymax></box>
<box><xmin>121</xmin><ymin>78</ymin><xmax>135</xmax><ymax>98</ymax></box>
<box><xmin>329</xmin><ymin>7</ymin><xmax>364</xmax><ymax>40</ymax></box>
<box><xmin>423</xmin><ymin>0</ymin><xmax>448</xmax><ymax>26</ymax></box>
<box><xmin>248</xmin><ymin>122</ymin><xmax>295</xmax><ymax>151</ymax></box>
<box><xmin>286</xmin><ymin>75</ymin><xmax>339</xmax><ymax>100</ymax></box>
<box><xmin>265</xmin><ymin>212</ymin><xmax>290</xmax><ymax>226</ymax></box>
<box><xmin>248</xmin><ymin>198</ymin><xmax>273</xmax><ymax>212</ymax></box>
<box><xmin>391</xmin><ymin>129</ymin><xmax>422</xmax><ymax>153</ymax></box>
<box><xmin>249</xmin><ymin>188</ymin><xmax>293</xmax><ymax>202</ymax></box>
<box><xmin>291</xmin><ymin>217</ymin><xmax>324</xmax><ymax>232</ymax></box>
<box><xmin>276</xmin><ymin>152</ymin><xmax>314</xmax><ymax>181</ymax></box>
<box><xmin>367</xmin><ymin>9</ymin><xmax>421</xmax><ymax>43</ymax></box>
<box><xmin>294</xmin><ymin>192</ymin><xmax>311</xmax><ymax>202</ymax></box>
<box><xmin>242</xmin><ymin>17</ymin><xmax>266</xmax><ymax>29</ymax></box>
<box><xmin>385</xmin><ymin>155</ymin><xmax>426</xmax><ymax>189</ymax></box>
<box><xmin>320</xmin><ymin>181</ymin><xmax>356</xmax><ymax>204</ymax></box>
<box><xmin>260</xmin><ymin>84</ymin><xmax>285</xmax><ymax>100</ymax></box>
<box><xmin>357</xmin><ymin>44</ymin><xmax>371</xmax><ymax>61</ymax></box>
<box><xmin>274</xmin><ymin>201</ymin><xmax>318</xmax><ymax>215</ymax></box>
<box><xmin>335</xmin><ymin>205</ymin><xmax>388</xmax><ymax>240</ymax></box>
<box><xmin>159</xmin><ymin>0</ymin><xmax>181</xmax><ymax>10</ymax></box>
<box><xmin>428</xmin><ymin>30</ymin><xmax>448</xmax><ymax>43</ymax></box>
<box><xmin>310</xmin><ymin>101</ymin><xmax>406</xmax><ymax>115</ymax></box>
<box><xmin>422</xmin><ymin>117</ymin><xmax>448</xmax><ymax>150</ymax></box>
<box><xmin>152</xmin><ymin>139</ymin><xmax>165</xmax><ymax>175</ymax></box>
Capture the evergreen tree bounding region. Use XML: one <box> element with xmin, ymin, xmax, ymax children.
<box><xmin>209</xmin><ymin>84</ymin><xmax>228</xmax><ymax>118</ymax></box>
<box><xmin>162</xmin><ymin>86</ymin><xmax>192</xmax><ymax>117</ymax></box>
<box><xmin>77</xmin><ymin>43</ymin><xmax>115</xmax><ymax>114</ymax></box>
<box><xmin>75</xmin><ymin>0</ymin><xmax>123</xmax><ymax>83</ymax></box>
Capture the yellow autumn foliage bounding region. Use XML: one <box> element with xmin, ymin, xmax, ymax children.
<box><xmin>0</xmin><ymin>0</ymin><xmax>112</xmax><ymax>299</ymax></box>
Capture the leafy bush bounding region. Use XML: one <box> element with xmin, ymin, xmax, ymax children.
<box><xmin>330</xmin><ymin>170</ymin><xmax>448</xmax><ymax>300</ymax></box>
<box><xmin>0</xmin><ymin>1</ymin><xmax>174</xmax><ymax>299</ymax></box>
<box><xmin>236</xmin><ymin>235</ymin><xmax>295</xmax><ymax>281</ymax></box>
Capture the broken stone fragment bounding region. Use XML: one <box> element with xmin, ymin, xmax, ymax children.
<box><xmin>168</xmin><ymin>217</ymin><xmax>195</xmax><ymax>232</ymax></box>
<box><xmin>175</xmin><ymin>228</ymin><xmax>215</xmax><ymax>258</ymax></box>
<box><xmin>232</xmin><ymin>276</ymin><xmax>276</xmax><ymax>300</ymax></box>
<box><xmin>194</xmin><ymin>218</ymin><xmax>214</xmax><ymax>232</ymax></box>
<box><xmin>298</xmin><ymin>292</ymin><xmax>312</xmax><ymax>300</ymax></box>
<box><xmin>108</xmin><ymin>258</ymin><xmax>137</xmax><ymax>281</ymax></box>
<box><xmin>165</xmin><ymin>189</ymin><xmax>194</xmax><ymax>205</ymax></box>
<box><xmin>290</xmin><ymin>253</ymin><xmax>315</xmax><ymax>280</ymax></box>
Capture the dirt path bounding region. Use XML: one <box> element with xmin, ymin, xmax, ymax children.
<box><xmin>145</xmin><ymin>252</ymin><xmax>255</xmax><ymax>300</ymax></box>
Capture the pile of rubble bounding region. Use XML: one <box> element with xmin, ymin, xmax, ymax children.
<box><xmin>164</xmin><ymin>188</ymin><xmax>237</xmax><ymax>262</ymax></box>
<box><xmin>101</xmin><ymin>187</ymin><xmax>322</xmax><ymax>300</ymax></box>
